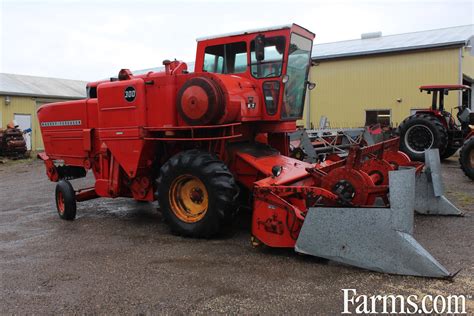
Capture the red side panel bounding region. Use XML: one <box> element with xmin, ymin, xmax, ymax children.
<box><xmin>97</xmin><ymin>136</ymin><xmax>145</xmax><ymax>178</ymax></box>
<box><xmin>252</xmin><ymin>196</ymin><xmax>300</xmax><ymax>248</ymax></box>
<box><xmin>96</xmin><ymin>78</ymin><xmax>149</xmax><ymax>178</ymax></box>
<box><xmin>146</xmin><ymin>75</ymin><xmax>178</xmax><ymax>127</ymax></box>
<box><xmin>97</xmin><ymin>78</ymin><xmax>146</xmax><ymax>128</ymax></box>
<box><xmin>37</xmin><ymin>99</ymin><xmax>89</xmax><ymax>165</ymax></box>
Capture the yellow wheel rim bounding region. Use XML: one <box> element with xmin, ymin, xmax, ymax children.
<box><xmin>169</xmin><ymin>174</ymin><xmax>209</xmax><ymax>223</ymax></box>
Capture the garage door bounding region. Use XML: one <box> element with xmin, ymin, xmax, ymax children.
<box><xmin>14</xmin><ymin>114</ymin><xmax>31</xmax><ymax>150</ymax></box>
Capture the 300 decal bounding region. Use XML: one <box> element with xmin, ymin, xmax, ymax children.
<box><xmin>124</xmin><ymin>86</ymin><xmax>136</xmax><ymax>102</ymax></box>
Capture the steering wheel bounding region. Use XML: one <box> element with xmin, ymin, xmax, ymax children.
<box><xmin>265</xmin><ymin>72</ymin><xmax>279</xmax><ymax>78</ymax></box>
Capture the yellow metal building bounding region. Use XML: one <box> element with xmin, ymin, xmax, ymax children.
<box><xmin>303</xmin><ymin>25</ymin><xmax>474</xmax><ymax>128</ymax></box>
<box><xmin>0</xmin><ymin>73</ymin><xmax>87</xmax><ymax>151</ymax></box>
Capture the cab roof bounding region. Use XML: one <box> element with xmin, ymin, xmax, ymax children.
<box><xmin>196</xmin><ymin>23</ymin><xmax>314</xmax><ymax>41</ymax></box>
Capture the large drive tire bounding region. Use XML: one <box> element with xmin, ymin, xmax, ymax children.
<box><xmin>459</xmin><ymin>137</ymin><xmax>474</xmax><ymax>180</ymax></box>
<box><xmin>157</xmin><ymin>150</ymin><xmax>239</xmax><ymax>237</ymax></box>
<box><xmin>398</xmin><ymin>114</ymin><xmax>448</xmax><ymax>161</ymax></box>
<box><xmin>55</xmin><ymin>180</ymin><xmax>77</xmax><ymax>220</ymax></box>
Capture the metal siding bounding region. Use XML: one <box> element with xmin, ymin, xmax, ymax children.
<box><xmin>462</xmin><ymin>47</ymin><xmax>474</xmax><ymax>79</ymax></box>
<box><xmin>307</xmin><ymin>48</ymin><xmax>460</xmax><ymax>128</ymax></box>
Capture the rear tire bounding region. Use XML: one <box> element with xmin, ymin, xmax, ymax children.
<box><xmin>398</xmin><ymin>114</ymin><xmax>448</xmax><ymax>161</ymax></box>
<box><xmin>157</xmin><ymin>149</ymin><xmax>239</xmax><ymax>237</ymax></box>
<box><xmin>440</xmin><ymin>145</ymin><xmax>458</xmax><ymax>160</ymax></box>
<box><xmin>55</xmin><ymin>180</ymin><xmax>77</xmax><ymax>220</ymax></box>
<box><xmin>459</xmin><ymin>137</ymin><xmax>474</xmax><ymax>180</ymax></box>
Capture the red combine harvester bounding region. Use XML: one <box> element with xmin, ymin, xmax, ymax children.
<box><xmin>38</xmin><ymin>24</ymin><xmax>462</xmax><ymax>277</ymax></box>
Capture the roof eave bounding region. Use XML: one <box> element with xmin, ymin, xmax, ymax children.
<box><xmin>0</xmin><ymin>91</ymin><xmax>86</xmax><ymax>100</ymax></box>
<box><xmin>312</xmin><ymin>41</ymin><xmax>468</xmax><ymax>61</ymax></box>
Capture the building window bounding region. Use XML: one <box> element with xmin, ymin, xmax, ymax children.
<box><xmin>365</xmin><ymin>109</ymin><xmax>391</xmax><ymax>126</ymax></box>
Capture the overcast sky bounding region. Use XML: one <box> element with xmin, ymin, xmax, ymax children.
<box><xmin>0</xmin><ymin>0</ymin><xmax>472</xmax><ymax>81</ymax></box>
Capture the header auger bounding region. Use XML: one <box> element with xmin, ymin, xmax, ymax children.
<box><xmin>37</xmin><ymin>24</ymin><xmax>463</xmax><ymax>278</ymax></box>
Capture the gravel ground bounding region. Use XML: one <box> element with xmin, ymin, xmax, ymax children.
<box><xmin>0</xmin><ymin>156</ymin><xmax>473</xmax><ymax>314</ymax></box>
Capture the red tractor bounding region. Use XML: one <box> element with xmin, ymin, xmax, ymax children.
<box><xmin>398</xmin><ymin>85</ymin><xmax>472</xmax><ymax>162</ymax></box>
<box><xmin>37</xmin><ymin>24</ymin><xmax>462</xmax><ymax>277</ymax></box>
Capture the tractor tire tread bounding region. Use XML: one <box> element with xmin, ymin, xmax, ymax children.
<box><xmin>440</xmin><ymin>145</ymin><xmax>458</xmax><ymax>160</ymax></box>
<box><xmin>398</xmin><ymin>113</ymin><xmax>448</xmax><ymax>161</ymax></box>
<box><xmin>459</xmin><ymin>137</ymin><xmax>474</xmax><ymax>180</ymax></box>
<box><xmin>157</xmin><ymin>150</ymin><xmax>239</xmax><ymax>238</ymax></box>
<box><xmin>55</xmin><ymin>180</ymin><xmax>77</xmax><ymax>220</ymax></box>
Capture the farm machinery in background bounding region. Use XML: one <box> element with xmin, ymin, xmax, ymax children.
<box><xmin>0</xmin><ymin>120</ymin><xmax>29</xmax><ymax>159</ymax></box>
<box><xmin>397</xmin><ymin>85</ymin><xmax>474</xmax><ymax>180</ymax></box>
<box><xmin>37</xmin><ymin>24</ymin><xmax>463</xmax><ymax>278</ymax></box>
<box><xmin>460</xmin><ymin>133</ymin><xmax>474</xmax><ymax>180</ymax></box>
<box><xmin>292</xmin><ymin>85</ymin><xmax>474</xmax><ymax>181</ymax></box>
<box><xmin>289</xmin><ymin>122</ymin><xmax>391</xmax><ymax>163</ymax></box>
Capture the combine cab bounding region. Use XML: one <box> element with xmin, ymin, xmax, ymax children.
<box><xmin>37</xmin><ymin>24</ymin><xmax>463</xmax><ymax>277</ymax></box>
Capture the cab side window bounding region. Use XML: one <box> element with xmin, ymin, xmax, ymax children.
<box><xmin>203</xmin><ymin>42</ymin><xmax>247</xmax><ymax>74</ymax></box>
<box><xmin>204</xmin><ymin>52</ymin><xmax>224</xmax><ymax>73</ymax></box>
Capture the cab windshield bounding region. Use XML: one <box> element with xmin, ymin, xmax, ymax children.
<box><xmin>281</xmin><ymin>33</ymin><xmax>312</xmax><ymax>119</ymax></box>
<box><xmin>250</xmin><ymin>36</ymin><xmax>285</xmax><ymax>78</ymax></box>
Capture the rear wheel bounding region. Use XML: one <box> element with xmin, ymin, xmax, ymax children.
<box><xmin>55</xmin><ymin>180</ymin><xmax>76</xmax><ymax>220</ymax></box>
<box><xmin>459</xmin><ymin>137</ymin><xmax>474</xmax><ymax>180</ymax></box>
<box><xmin>440</xmin><ymin>145</ymin><xmax>458</xmax><ymax>160</ymax></box>
<box><xmin>398</xmin><ymin>114</ymin><xmax>448</xmax><ymax>161</ymax></box>
<box><xmin>157</xmin><ymin>150</ymin><xmax>239</xmax><ymax>237</ymax></box>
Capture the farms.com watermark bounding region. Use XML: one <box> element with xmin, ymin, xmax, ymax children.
<box><xmin>342</xmin><ymin>289</ymin><xmax>470</xmax><ymax>314</ymax></box>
